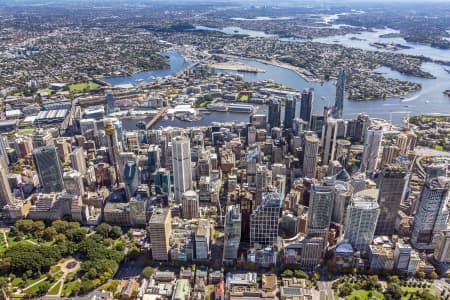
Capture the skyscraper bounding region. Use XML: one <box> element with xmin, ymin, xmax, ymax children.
<box><xmin>181</xmin><ymin>190</ymin><xmax>199</xmax><ymax>219</ymax></box>
<box><xmin>268</xmin><ymin>98</ymin><xmax>281</xmax><ymax>129</ymax></box>
<box><xmin>63</xmin><ymin>170</ymin><xmax>85</xmax><ymax>196</ymax></box>
<box><xmin>223</xmin><ymin>205</ymin><xmax>241</xmax><ymax>264</ymax></box>
<box><xmin>0</xmin><ymin>156</ymin><xmax>14</xmax><ymax>207</ymax></box>
<box><xmin>303</xmin><ymin>134</ymin><xmax>320</xmax><ymax>178</ymax></box>
<box><xmin>148</xmin><ymin>144</ymin><xmax>161</xmax><ymax>173</ymax></box>
<box><xmin>411</xmin><ymin>177</ymin><xmax>449</xmax><ymax>250</ymax></box>
<box><xmin>344</xmin><ymin>189</ymin><xmax>380</xmax><ymax>252</ymax></box>
<box><xmin>284</xmin><ymin>95</ymin><xmax>296</xmax><ymax>129</ymax></box>
<box><xmin>148</xmin><ymin>208</ymin><xmax>171</xmax><ymax>261</ymax></box>
<box><xmin>0</xmin><ymin>136</ymin><xmax>10</xmax><ymax>166</ymax></box>
<box><xmin>300</xmin><ymin>89</ymin><xmax>313</xmax><ymax>128</ymax></box>
<box><xmin>307</xmin><ymin>184</ymin><xmax>334</xmax><ymax>244</ymax></box>
<box><xmin>321</xmin><ymin>118</ymin><xmax>338</xmax><ymax>165</ymax></box>
<box><xmin>434</xmin><ymin>228</ymin><xmax>450</xmax><ymax>263</ymax></box>
<box><xmin>375</xmin><ymin>164</ymin><xmax>408</xmax><ymax>236</ymax></box>
<box><xmin>105</xmin><ymin>90</ymin><xmax>115</xmax><ymax>115</ymax></box>
<box><xmin>123</xmin><ymin>160</ymin><xmax>139</xmax><ymax>200</ymax></box>
<box><xmin>33</xmin><ymin>146</ymin><xmax>64</xmax><ymax>193</ymax></box>
<box><xmin>332</xmin><ymin>70</ymin><xmax>345</xmax><ymax>119</ymax></box>
<box><xmin>154</xmin><ymin>168</ymin><xmax>171</xmax><ymax>198</ymax></box>
<box><xmin>360</xmin><ymin>126</ymin><xmax>383</xmax><ymax>173</ymax></box>
<box><xmin>105</xmin><ymin>119</ymin><xmax>120</xmax><ymax>186</ymax></box>
<box><xmin>250</xmin><ymin>192</ymin><xmax>281</xmax><ymax>248</ymax></box>
<box><xmin>70</xmin><ymin>147</ymin><xmax>87</xmax><ymax>175</ymax></box>
<box><xmin>172</xmin><ymin>136</ymin><xmax>193</xmax><ymax>202</ymax></box>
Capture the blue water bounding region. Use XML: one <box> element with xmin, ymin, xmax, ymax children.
<box><xmin>112</xmin><ymin>25</ymin><xmax>450</xmax><ymax>128</ymax></box>
<box><xmin>102</xmin><ymin>50</ymin><xmax>188</xmax><ymax>86</ymax></box>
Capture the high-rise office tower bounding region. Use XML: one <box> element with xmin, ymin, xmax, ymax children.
<box><xmin>303</xmin><ymin>134</ymin><xmax>320</xmax><ymax>178</ymax></box>
<box><xmin>332</xmin><ymin>70</ymin><xmax>345</xmax><ymax>119</ymax></box>
<box><xmin>434</xmin><ymin>228</ymin><xmax>450</xmax><ymax>263</ymax></box>
<box><xmin>0</xmin><ymin>156</ymin><xmax>14</xmax><ymax>207</ymax></box>
<box><xmin>284</xmin><ymin>96</ymin><xmax>296</xmax><ymax>129</ymax></box>
<box><xmin>411</xmin><ymin>177</ymin><xmax>449</xmax><ymax>250</ymax></box>
<box><xmin>148</xmin><ymin>144</ymin><xmax>161</xmax><ymax>174</ymax></box>
<box><xmin>344</xmin><ymin>189</ymin><xmax>380</xmax><ymax>252</ymax></box>
<box><xmin>32</xmin><ymin>130</ymin><xmax>54</xmax><ymax>148</ymax></box>
<box><xmin>256</xmin><ymin>164</ymin><xmax>271</xmax><ymax>205</ymax></box>
<box><xmin>300</xmin><ymin>89</ymin><xmax>314</xmax><ymax>129</ymax></box>
<box><xmin>181</xmin><ymin>190</ymin><xmax>199</xmax><ymax>219</ymax></box>
<box><xmin>172</xmin><ymin>136</ymin><xmax>193</xmax><ymax>202</ymax></box>
<box><xmin>268</xmin><ymin>98</ymin><xmax>281</xmax><ymax>129</ymax></box>
<box><xmin>63</xmin><ymin>170</ymin><xmax>85</xmax><ymax>196</ymax></box>
<box><xmin>105</xmin><ymin>119</ymin><xmax>120</xmax><ymax>186</ymax></box>
<box><xmin>0</xmin><ymin>136</ymin><xmax>10</xmax><ymax>166</ymax></box>
<box><xmin>124</xmin><ymin>160</ymin><xmax>139</xmax><ymax>200</ymax></box>
<box><xmin>307</xmin><ymin>184</ymin><xmax>334</xmax><ymax>245</ymax></box>
<box><xmin>375</xmin><ymin>164</ymin><xmax>409</xmax><ymax>236</ymax></box>
<box><xmin>105</xmin><ymin>90</ymin><xmax>115</xmax><ymax>115</ymax></box>
<box><xmin>154</xmin><ymin>168</ymin><xmax>171</xmax><ymax>198</ymax></box>
<box><xmin>55</xmin><ymin>138</ymin><xmax>70</xmax><ymax>163</ymax></box>
<box><xmin>250</xmin><ymin>192</ymin><xmax>281</xmax><ymax>248</ymax></box>
<box><xmin>321</xmin><ymin>118</ymin><xmax>338</xmax><ymax>165</ymax></box>
<box><xmin>148</xmin><ymin>208</ymin><xmax>171</xmax><ymax>261</ymax></box>
<box><xmin>246</xmin><ymin>144</ymin><xmax>259</xmax><ymax>182</ymax></box>
<box><xmin>347</xmin><ymin>113</ymin><xmax>369</xmax><ymax>143</ymax></box>
<box><xmin>70</xmin><ymin>147</ymin><xmax>87</xmax><ymax>175</ymax></box>
<box><xmin>223</xmin><ymin>205</ymin><xmax>241</xmax><ymax>264</ymax></box>
<box><xmin>33</xmin><ymin>146</ymin><xmax>64</xmax><ymax>193</ymax></box>
<box><xmin>335</xmin><ymin>139</ymin><xmax>351</xmax><ymax>167</ymax></box>
<box><xmin>360</xmin><ymin>126</ymin><xmax>383</xmax><ymax>173</ymax></box>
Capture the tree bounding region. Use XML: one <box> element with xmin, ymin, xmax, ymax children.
<box><xmin>87</xmin><ymin>268</ymin><xmax>98</xmax><ymax>280</ymax></box>
<box><xmin>42</xmin><ymin>227</ymin><xmax>57</xmax><ymax>241</ymax></box>
<box><xmin>96</xmin><ymin>223</ymin><xmax>112</xmax><ymax>238</ymax></box>
<box><xmin>66</xmin><ymin>228</ymin><xmax>87</xmax><ymax>243</ymax></box>
<box><xmin>142</xmin><ymin>267</ymin><xmax>154</xmax><ymax>279</ymax></box>
<box><xmin>110</xmin><ymin>226</ymin><xmax>123</xmax><ymax>240</ymax></box>
<box><xmin>384</xmin><ymin>283</ymin><xmax>403</xmax><ymax>300</ymax></box>
<box><xmin>417</xmin><ymin>271</ymin><xmax>426</xmax><ymax>279</ymax></box>
<box><xmin>387</xmin><ymin>275</ymin><xmax>401</xmax><ymax>284</ymax></box>
<box><xmin>128</xmin><ymin>245</ymin><xmax>140</xmax><ymax>261</ymax></box>
<box><xmin>281</xmin><ymin>269</ymin><xmax>294</xmax><ymax>277</ymax></box>
<box><xmin>294</xmin><ymin>269</ymin><xmax>308</xmax><ymax>279</ymax></box>
<box><xmin>312</xmin><ymin>272</ymin><xmax>320</xmax><ymax>281</ymax></box>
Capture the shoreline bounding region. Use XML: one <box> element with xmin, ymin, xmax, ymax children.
<box><xmin>223</xmin><ymin>54</ymin><xmax>321</xmax><ymax>83</ymax></box>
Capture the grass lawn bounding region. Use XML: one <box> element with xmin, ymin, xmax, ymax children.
<box><xmin>239</xmin><ymin>95</ymin><xmax>249</xmax><ymax>102</ymax></box>
<box><xmin>37</xmin><ymin>88</ymin><xmax>53</xmax><ymax>95</ymax></box>
<box><xmin>68</xmin><ymin>81</ymin><xmax>100</xmax><ymax>93</ymax></box>
<box><xmin>24</xmin><ymin>279</ymin><xmax>51</xmax><ymax>294</ymax></box>
<box><xmin>48</xmin><ymin>281</ymin><xmax>62</xmax><ymax>295</ymax></box>
<box><xmin>346</xmin><ymin>290</ymin><xmax>385</xmax><ymax>300</ymax></box>
<box><xmin>11</xmin><ymin>277</ymin><xmax>23</xmax><ymax>287</ymax></box>
<box><xmin>16</xmin><ymin>128</ymin><xmax>35</xmax><ymax>136</ymax></box>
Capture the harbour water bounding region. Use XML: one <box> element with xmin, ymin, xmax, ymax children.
<box><xmin>116</xmin><ymin>24</ymin><xmax>450</xmax><ymax>128</ymax></box>
<box><xmin>102</xmin><ymin>50</ymin><xmax>188</xmax><ymax>86</ymax></box>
